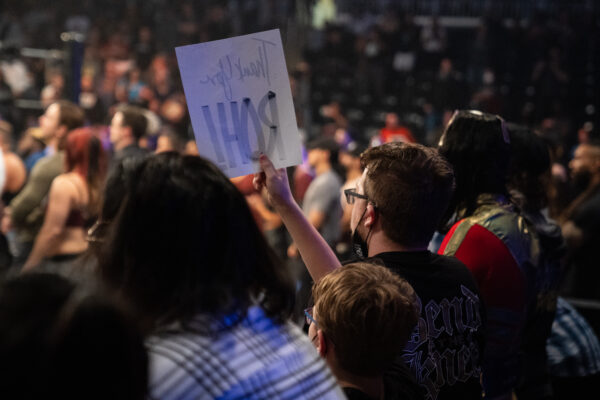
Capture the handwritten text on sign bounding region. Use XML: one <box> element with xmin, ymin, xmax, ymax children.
<box><xmin>176</xmin><ymin>29</ymin><xmax>301</xmax><ymax>178</ymax></box>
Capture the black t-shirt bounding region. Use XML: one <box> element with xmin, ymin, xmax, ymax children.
<box><xmin>568</xmin><ymin>186</ymin><xmax>600</xmax><ymax>300</ymax></box>
<box><xmin>365</xmin><ymin>251</ymin><xmax>485</xmax><ymax>400</ymax></box>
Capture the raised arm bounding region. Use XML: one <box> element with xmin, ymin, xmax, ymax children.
<box><xmin>254</xmin><ymin>155</ymin><xmax>341</xmax><ymax>282</ymax></box>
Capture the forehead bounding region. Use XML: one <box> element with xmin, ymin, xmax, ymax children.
<box><xmin>112</xmin><ymin>111</ymin><xmax>124</xmax><ymax>125</ymax></box>
<box><xmin>46</xmin><ymin>103</ymin><xmax>60</xmax><ymax>117</ymax></box>
<box><xmin>577</xmin><ymin>144</ymin><xmax>600</xmax><ymax>158</ymax></box>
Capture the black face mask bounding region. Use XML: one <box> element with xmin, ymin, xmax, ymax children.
<box><xmin>351</xmin><ymin>207</ymin><xmax>371</xmax><ymax>259</ymax></box>
<box><xmin>351</xmin><ymin>228</ymin><xmax>369</xmax><ymax>259</ymax></box>
<box><xmin>572</xmin><ymin>169</ymin><xmax>592</xmax><ymax>194</ymax></box>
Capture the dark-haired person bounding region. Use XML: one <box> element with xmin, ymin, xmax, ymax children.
<box><xmin>3</xmin><ymin>101</ymin><xmax>84</xmax><ymax>267</ymax></box>
<box><xmin>97</xmin><ymin>153</ymin><xmax>344</xmax><ymax>400</ymax></box>
<box><xmin>507</xmin><ymin>124</ymin><xmax>566</xmax><ymax>399</ymax></box>
<box><xmin>0</xmin><ymin>272</ymin><xmax>148</xmax><ymax>400</ymax></box>
<box><xmin>438</xmin><ymin>110</ymin><xmax>540</xmax><ymax>400</ymax></box>
<box><xmin>255</xmin><ymin>143</ymin><xmax>485</xmax><ymax>400</ymax></box>
<box><xmin>560</xmin><ymin>139</ymin><xmax>600</xmax><ymax>334</ymax></box>
<box><xmin>308</xmin><ymin>262</ymin><xmax>423</xmax><ymax>399</ymax></box>
<box><xmin>23</xmin><ymin>128</ymin><xmax>107</xmax><ymax>272</ymax></box>
<box><xmin>109</xmin><ymin>104</ymin><xmax>149</xmax><ymax>166</ymax></box>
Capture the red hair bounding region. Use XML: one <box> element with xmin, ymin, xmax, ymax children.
<box><xmin>65</xmin><ymin>127</ymin><xmax>108</xmax><ymax>216</ymax></box>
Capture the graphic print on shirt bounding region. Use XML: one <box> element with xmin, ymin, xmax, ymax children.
<box><xmin>402</xmin><ymin>285</ymin><xmax>483</xmax><ymax>400</ymax></box>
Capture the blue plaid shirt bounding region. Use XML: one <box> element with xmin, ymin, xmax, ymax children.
<box><xmin>546</xmin><ymin>297</ymin><xmax>600</xmax><ymax>377</ymax></box>
<box><xmin>147</xmin><ymin>306</ymin><xmax>345</xmax><ymax>400</ymax></box>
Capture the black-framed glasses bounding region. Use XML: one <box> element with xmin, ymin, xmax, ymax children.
<box><xmin>304</xmin><ymin>307</ymin><xmax>318</xmax><ymax>327</ymax></box>
<box><xmin>344</xmin><ymin>188</ymin><xmax>369</xmax><ymax>205</ymax></box>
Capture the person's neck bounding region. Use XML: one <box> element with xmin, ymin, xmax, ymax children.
<box><xmin>47</xmin><ymin>137</ymin><xmax>59</xmax><ymax>153</ymax></box>
<box><xmin>115</xmin><ymin>138</ymin><xmax>135</xmax><ymax>151</ymax></box>
<box><xmin>315</xmin><ymin>161</ymin><xmax>332</xmax><ymax>176</ymax></box>
<box><xmin>336</xmin><ymin>372</ymin><xmax>384</xmax><ymax>399</ymax></box>
<box><xmin>367</xmin><ymin>229</ymin><xmax>427</xmax><ymax>257</ymax></box>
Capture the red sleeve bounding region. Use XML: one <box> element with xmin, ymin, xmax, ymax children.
<box><xmin>441</xmin><ymin>223</ymin><xmax>527</xmax><ymax>397</ymax></box>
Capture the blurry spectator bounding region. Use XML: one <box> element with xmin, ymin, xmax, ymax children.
<box><xmin>438</xmin><ymin>110</ymin><xmax>539</xmax><ymax>399</ymax></box>
<box><xmin>507</xmin><ymin>124</ymin><xmax>567</xmax><ymax>399</ymax></box>
<box><xmin>109</xmin><ymin>104</ymin><xmax>149</xmax><ymax>166</ymax></box>
<box><xmin>376</xmin><ymin>112</ymin><xmax>415</xmax><ymax>145</ymax></box>
<box><xmin>0</xmin><ymin>120</ymin><xmax>26</xmax><ymax>202</ymax></box>
<box><xmin>17</xmin><ymin>127</ymin><xmax>47</xmax><ymax>173</ymax></box>
<box><xmin>154</xmin><ymin>126</ymin><xmax>186</xmax><ymax>154</ymax></box>
<box><xmin>23</xmin><ymin>127</ymin><xmax>107</xmax><ymax>273</ymax></box>
<box><xmin>302</xmin><ymin>137</ymin><xmax>343</xmax><ymax>251</ymax></box>
<box><xmin>308</xmin><ymin>262</ymin><xmax>423</xmax><ymax>399</ymax></box>
<box><xmin>547</xmin><ymin>297</ymin><xmax>600</xmax><ymax>399</ymax></box>
<box><xmin>0</xmin><ymin>272</ymin><xmax>148</xmax><ymax>400</ymax></box>
<box><xmin>97</xmin><ymin>153</ymin><xmax>344</xmax><ymax>399</ymax></box>
<box><xmin>4</xmin><ymin>101</ymin><xmax>84</xmax><ymax>268</ymax></box>
<box><xmin>419</xmin><ymin>17</ymin><xmax>447</xmax><ymax>72</ymax></box>
<box><xmin>40</xmin><ymin>70</ymin><xmax>65</xmax><ymax>109</ymax></box>
<box><xmin>559</xmin><ymin>139</ymin><xmax>600</xmax><ymax>329</ymax></box>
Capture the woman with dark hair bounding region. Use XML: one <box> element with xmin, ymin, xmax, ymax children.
<box><xmin>98</xmin><ymin>153</ymin><xmax>343</xmax><ymax>399</ymax></box>
<box><xmin>23</xmin><ymin>127</ymin><xmax>107</xmax><ymax>271</ymax></box>
<box><xmin>437</xmin><ymin>110</ymin><xmax>541</xmax><ymax>400</ymax></box>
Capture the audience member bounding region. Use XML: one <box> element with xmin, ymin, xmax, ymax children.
<box><xmin>23</xmin><ymin>127</ymin><xmax>107</xmax><ymax>272</ymax></box>
<box><xmin>0</xmin><ymin>272</ymin><xmax>148</xmax><ymax>400</ymax></box>
<box><xmin>308</xmin><ymin>262</ymin><xmax>423</xmax><ymax>399</ymax></box>
<box><xmin>255</xmin><ymin>143</ymin><xmax>485</xmax><ymax>399</ymax></box>
<box><xmin>3</xmin><ymin>101</ymin><xmax>84</xmax><ymax>267</ymax></box>
<box><xmin>438</xmin><ymin>110</ymin><xmax>539</xmax><ymax>399</ymax></box>
<box><xmin>559</xmin><ymin>139</ymin><xmax>600</xmax><ymax>312</ymax></box>
<box><xmin>0</xmin><ymin>121</ymin><xmax>25</xmax><ymax>203</ymax></box>
<box><xmin>109</xmin><ymin>104</ymin><xmax>149</xmax><ymax>166</ymax></box>
<box><xmin>546</xmin><ymin>297</ymin><xmax>600</xmax><ymax>399</ymax></box>
<box><xmin>507</xmin><ymin>124</ymin><xmax>567</xmax><ymax>399</ymax></box>
<box><xmin>97</xmin><ymin>153</ymin><xmax>344</xmax><ymax>399</ymax></box>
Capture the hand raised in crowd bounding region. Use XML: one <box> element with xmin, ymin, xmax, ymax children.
<box><xmin>252</xmin><ymin>154</ymin><xmax>294</xmax><ymax>211</ymax></box>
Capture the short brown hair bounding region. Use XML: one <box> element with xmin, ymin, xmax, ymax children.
<box><xmin>360</xmin><ymin>142</ymin><xmax>455</xmax><ymax>247</ymax></box>
<box><xmin>312</xmin><ymin>262</ymin><xmax>419</xmax><ymax>376</ymax></box>
<box><xmin>56</xmin><ymin>100</ymin><xmax>85</xmax><ymax>132</ymax></box>
<box><xmin>117</xmin><ymin>105</ymin><xmax>148</xmax><ymax>140</ymax></box>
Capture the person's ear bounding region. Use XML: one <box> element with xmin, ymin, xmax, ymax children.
<box><xmin>56</xmin><ymin>125</ymin><xmax>68</xmax><ymax>139</ymax></box>
<box><xmin>317</xmin><ymin>329</ymin><xmax>327</xmax><ymax>357</ymax></box>
<box><xmin>363</xmin><ymin>202</ymin><xmax>377</xmax><ymax>229</ymax></box>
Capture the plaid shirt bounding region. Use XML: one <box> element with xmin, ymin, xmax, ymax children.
<box><xmin>147</xmin><ymin>306</ymin><xmax>345</xmax><ymax>400</ymax></box>
<box><xmin>546</xmin><ymin>297</ymin><xmax>600</xmax><ymax>377</ymax></box>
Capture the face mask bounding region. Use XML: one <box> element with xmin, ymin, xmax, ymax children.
<box><xmin>572</xmin><ymin>169</ymin><xmax>592</xmax><ymax>194</ymax></box>
<box><xmin>351</xmin><ymin>207</ymin><xmax>371</xmax><ymax>259</ymax></box>
<box><xmin>351</xmin><ymin>227</ymin><xmax>369</xmax><ymax>259</ymax></box>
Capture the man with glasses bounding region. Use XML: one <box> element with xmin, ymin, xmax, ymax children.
<box><xmin>255</xmin><ymin>142</ymin><xmax>485</xmax><ymax>400</ymax></box>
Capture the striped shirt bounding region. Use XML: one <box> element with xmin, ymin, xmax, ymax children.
<box><xmin>546</xmin><ymin>297</ymin><xmax>600</xmax><ymax>377</ymax></box>
<box><xmin>147</xmin><ymin>306</ymin><xmax>345</xmax><ymax>400</ymax></box>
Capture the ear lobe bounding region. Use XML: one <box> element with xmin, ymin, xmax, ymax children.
<box><xmin>363</xmin><ymin>203</ymin><xmax>377</xmax><ymax>228</ymax></box>
<box><xmin>317</xmin><ymin>330</ymin><xmax>327</xmax><ymax>357</ymax></box>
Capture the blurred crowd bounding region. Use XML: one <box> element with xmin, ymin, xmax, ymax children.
<box><xmin>0</xmin><ymin>1</ymin><xmax>599</xmax><ymax>399</ymax></box>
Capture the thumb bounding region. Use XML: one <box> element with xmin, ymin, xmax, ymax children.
<box><xmin>259</xmin><ymin>154</ymin><xmax>277</xmax><ymax>177</ymax></box>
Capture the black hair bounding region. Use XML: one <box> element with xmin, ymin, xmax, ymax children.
<box><xmin>438</xmin><ymin>110</ymin><xmax>511</xmax><ymax>228</ymax></box>
<box><xmin>0</xmin><ymin>273</ymin><xmax>147</xmax><ymax>400</ymax></box>
<box><xmin>506</xmin><ymin>123</ymin><xmax>551</xmax><ymax>211</ymax></box>
<box><xmin>98</xmin><ymin>153</ymin><xmax>295</xmax><ymax>331</ymax></box>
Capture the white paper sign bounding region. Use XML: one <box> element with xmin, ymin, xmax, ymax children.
<box><xmin>176</xmin><ymin>29</ymin><xmax>302</xmax><ymax>178</ymax></box>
